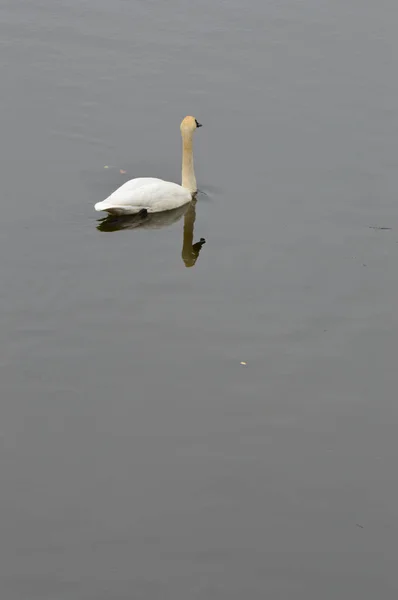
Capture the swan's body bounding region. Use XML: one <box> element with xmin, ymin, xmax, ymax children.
<box><xmin>95</xmin><ymin>116</ymin><xmax>202</xmax><ymax>216</ymax></box>
<box><xmin>95</xmin><ymin>178</ymin><xmax>191</xmax><ymax>216</ymax></box>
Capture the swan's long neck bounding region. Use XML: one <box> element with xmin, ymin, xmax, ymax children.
<box><xmin>181</xmin><ymin>131</ymin><xmax>197</xmax><ymax>193</ymax></box>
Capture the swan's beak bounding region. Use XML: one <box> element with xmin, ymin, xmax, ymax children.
<box><xmin>196</xmin><ymin>121</ymin><xmax>202</xmax><ymax>128</ymax></box>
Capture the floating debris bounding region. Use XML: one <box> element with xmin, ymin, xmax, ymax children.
<box><xmin>240</xmin><ymin>361</ymin><xmax>247</xmax><ymax>366</ymax></box>
<box><xmin>120</xmin><ymin>169</ymin><xmax>126</xmax><ymax>174</ymax></box>
<box><xmin>369</xmin><ymin>226</ymin><xmax>391</xmax><ymax>230</ymax></box>
<box><xmin>104</xmin><ymin>165</ymin><xmax>109</xmax><ymax>169</ymax></box>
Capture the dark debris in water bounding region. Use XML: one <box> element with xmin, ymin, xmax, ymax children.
<box><xmin>369</xmin><ymin>226</ymin><xmax>392</xmax><ymax>230</ymax></box>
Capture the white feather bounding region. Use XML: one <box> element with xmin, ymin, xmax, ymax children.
<box><xmin>95</xmin><ymin>177</ymin><xmax>192</xmax><ymax>216</ymax></box>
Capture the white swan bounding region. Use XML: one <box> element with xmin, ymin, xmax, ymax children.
<box><xmin>94</xmin><ymin>115</ymin><xmax>202</xmax><ymax>216</ymax></box>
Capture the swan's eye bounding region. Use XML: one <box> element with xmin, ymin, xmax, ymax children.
<box><xmin>195</xmin><ymin>119</ymin><xmax>202</xmax><ymax>128</ymax></box>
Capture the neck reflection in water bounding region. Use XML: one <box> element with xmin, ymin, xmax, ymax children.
<box><xmin>96</xmin><ymin>199</ymin><xmax>205</xmax><ymax>268</ymax></box>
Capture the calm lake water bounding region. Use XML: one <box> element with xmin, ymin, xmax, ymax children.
<box><xmin>1</xmin><ymin>0</ymin><xmax>398</xmax><ymax>597</ymax></box>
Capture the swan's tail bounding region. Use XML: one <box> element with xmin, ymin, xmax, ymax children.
<box><xmin>94</xmin><ymin>200</ymin><xmax>145</xmax><ymax>216</ymax></box>
<box><xmin>94</xmin><ymin>199</ymin><xmax>113</xmax><ymax>212</ymax></box>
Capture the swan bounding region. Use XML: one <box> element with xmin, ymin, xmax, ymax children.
<box><xmin>94</xmin><ymin>115</ymin><xmax>202</xmax><ymax>216</ymax></box>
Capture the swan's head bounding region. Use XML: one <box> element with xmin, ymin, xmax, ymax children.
<box><xmin>180</xmin><ymin>116</ymin><xmax>202</xmax><ymax>135</ymax></box>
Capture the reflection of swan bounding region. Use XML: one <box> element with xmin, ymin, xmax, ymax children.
<box><xmin>96</xmin><ymin>203</ymin><xmax>189</xmax><ymax>232</ymax></box>
<box><xmin>181</xmin><ymin>200</ymin><xmax>205</xmax><ymax>268</ymax></box>
<box><xmin>96</xmin><ymin>199</ymin><xmax>205</xmax><ymax>267</ymax></box>
<box><xmin>94</xmin><ymin>116</ymin><xmax>202</xmax><ymax>216</ymax></box>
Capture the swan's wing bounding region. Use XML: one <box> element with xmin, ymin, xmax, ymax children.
<box><xmin>106</xmin><ymin>178</ymin><xmax>165</xmax><ymax>205</ymax></box>
<box><xmin>95</xmin><ymin>178</ymin><xmax>191</xmax><ymax>214</ymax></box>
<box><xmin>142</xmin><ymin>181</ymin><xmax>191</xmax><ymax>212</ymax></box>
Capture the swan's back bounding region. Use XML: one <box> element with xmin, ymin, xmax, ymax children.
<box><xmin>94</xmin><ymin>177</ymin><xmax>192</xmax><ymax>215</ymax></box>
<box><xmin>112</xmin><ymin>177</ymin><xmax>164</xmax><ymax>194</ymax></box>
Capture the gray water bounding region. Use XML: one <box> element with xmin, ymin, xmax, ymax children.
<box><xmin>1</xmin><ymin>0</ymin><xmax>398</xmax><ymax>597</ymax></box>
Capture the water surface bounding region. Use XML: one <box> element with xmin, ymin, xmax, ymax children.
<box><xmin>1</xmin><ymin>0</ymin><xmax>398</xmax><ymax>597</ymax></box>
